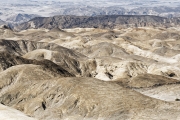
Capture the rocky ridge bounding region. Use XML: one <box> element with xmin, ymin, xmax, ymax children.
<box><xmin>14</xmin><ymin>15</ymin><xmax>180</xmax><ymax>31</ymax></box>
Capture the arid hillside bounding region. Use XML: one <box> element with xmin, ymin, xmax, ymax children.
<box><xmin>1</xmin><ymin>24</ymin><xmax>180</xmax><ymax>119</ymax></box>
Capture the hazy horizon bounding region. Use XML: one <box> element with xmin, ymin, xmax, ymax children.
<box><xmin>1</xmin><ymin>0</ymin><xmax>180</xmax><ymax>23</ymax></box>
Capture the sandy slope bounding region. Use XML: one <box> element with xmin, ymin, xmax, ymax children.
<box><xmin>0</xmin><ymin>104</ymin><xmax>36</xmax><ymax>120</ymax></box>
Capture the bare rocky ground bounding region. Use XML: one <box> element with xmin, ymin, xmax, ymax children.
<box><xmin>1</xmin><ymin>24</ymin><xmax>180</xmax><ymax>119</ymax></box>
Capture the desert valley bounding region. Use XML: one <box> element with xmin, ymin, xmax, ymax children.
<box><xmin>1</xmin><ymin>0</ymin><xmax>180</xmax><ymax>120</ymax></box>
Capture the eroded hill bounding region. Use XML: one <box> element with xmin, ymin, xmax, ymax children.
<box><xmin>1</xmin><ymin>25</ymin><xmax>180</xmax><ymax>119</ymax></box>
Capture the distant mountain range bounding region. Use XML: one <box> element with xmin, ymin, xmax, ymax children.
<box><xmin>0</xmin><ymin>14</ymin><xmax>40</xmax><ymax>27</ymax></box>
<box><xmin>6</xmin><ymin>14</ymin><xmax>40</xmax><ymax>23</ymax></box>
<box><xmin>1</xmin><ymin>0</ymin><xmax>180</xmax><ymax>24</ymax></box>
<box><xmin>0</xmin><ymin>19</ymin><xmax>5</xmax><ymax>25</ymax></box>
<box><xmin>14</xmin><ymin>15</ymin><xmax>180</xmax><ymax>31</ymax></box>
<box><xmin>50</xmin><ymin>6</ymin><xmax>180</xmax><ymax>18</ymax></box>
